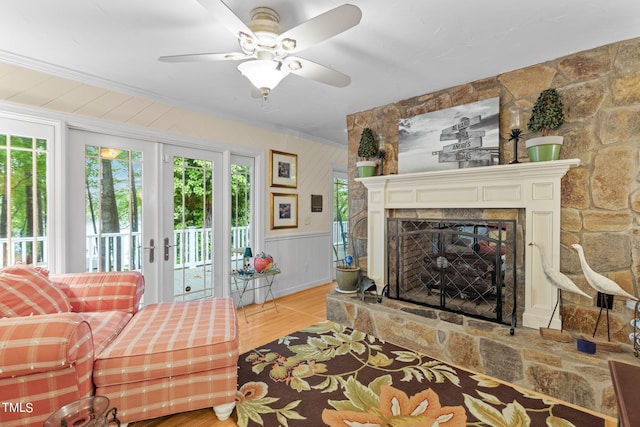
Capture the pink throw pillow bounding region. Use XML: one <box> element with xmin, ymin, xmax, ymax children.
<box><xmin>0</xmin><ymin>264</ymin><xmax>71</xmax><ymax>317</ymax></box>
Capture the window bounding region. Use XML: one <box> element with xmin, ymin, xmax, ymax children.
<box><xmin>332</xmin><ymin>172</ymin><xmax>348</xmax><ymax>267</ymax></box>
<box><xmin>0</xmin><ymin>119</ymin><xmax>53</xmax><ymax>268</ymax></box>
<box><xmin>230</xmin><ymin>159</ymin><xmax>253</xmax><ymax>274</ymax></box>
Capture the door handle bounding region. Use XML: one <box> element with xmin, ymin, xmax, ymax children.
<box><xmin>143</xmin><ymin>239</ymin><xmax>155</xmax><ymax>263</ymax></box>
<box><xmin>164</xmin><ymin>237</ymin><xmax>173</xmax><ymax>261</ymax></box>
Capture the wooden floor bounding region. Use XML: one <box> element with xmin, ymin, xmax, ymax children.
<box><xmin>129</xmin><ymin>282</ymin><xmax>335</xmax><ymax>427</ymax></box>
<box><xmin>129</xmin><ymin>281</ymin><xmax>617</xmax><ymax>427</ymax></box>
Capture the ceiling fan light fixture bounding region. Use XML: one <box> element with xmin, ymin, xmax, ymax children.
<box><xmin>280</xmin><ymin>38</ymin><xmax>296</xmax><ymax>52</ymax></box>
<box><xmin>238</xmin><ymin>59</ymin><xmax>290</xmax><ymax>98</ymax></box>
<box><xmin>286</xmin><ymin>60</ymin><xmax>302</xmax><ymax>71</ymax></box>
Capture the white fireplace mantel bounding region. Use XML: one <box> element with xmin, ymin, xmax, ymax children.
<box><xmin>356</xmin><ymin>159</ymin><xmax>580</xmax><ymax>329</ymax></box>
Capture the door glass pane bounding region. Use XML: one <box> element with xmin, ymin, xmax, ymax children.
<box><xmin>333</xmin><ymin>176</ymin><xmax>349</xmax><ymax>266</ymax></box>
<box><xmin>85</xmin><ymin>146</ymin><xmax>142</xmax><ymax>272</ymax></box>
<box><xmin>173</xmin><ymin>156</ymin><xmax>214</xmax><ymax>301</ymax></box>
<box><xmin>231</xmin><ymin>164</ymin><xmax>252</xmax><ymax>274</ymax></box>
<box><xmin>0</xmin><ymin>135</ymin><xmax>48</xmax><ymax>267</ymax></box>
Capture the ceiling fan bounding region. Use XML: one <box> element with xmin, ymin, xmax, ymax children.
<box><xmin>159</xmin><ymin>1</ymin><xmax>362</xmax><ymax>101</ymax></box>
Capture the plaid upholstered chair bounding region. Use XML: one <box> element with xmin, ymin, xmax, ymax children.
<box><xmin>0</xmin><ymin>265</ymin><xmax>239</xmax><ymax>426</ymax></box>
<box><xmin>0</xmin><ymin>266</ymin><xmax>144</xmax><ymax>427</ymax></box>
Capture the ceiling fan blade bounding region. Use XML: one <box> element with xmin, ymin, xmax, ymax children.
<box><xmin>159</xmin><ymin>52</ymin><xmax>250</xmax><ymax>63</ymax></box>
<box><xmin>286</xmin><ymin>57</ymin><xmax>351</xmax><ymax>87</ymax></box>
<box><xmin>277</xmin><ymin>4</ymin><xmax>362</xmax><ymax>53</ymax></box>
<box><xmin>197</xmin><ymin>0</ymin><xmax>257</xmax><ymax>40</ymax></box>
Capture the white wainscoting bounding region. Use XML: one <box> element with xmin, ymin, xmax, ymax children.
<box><xmin>259</xmin><ymin>231</ymin><xmax>333</xmax><ymax>301</ymax></box>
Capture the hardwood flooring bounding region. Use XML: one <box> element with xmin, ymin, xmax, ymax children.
<box><xmin>129</xmin><ymin>282</ymin><xmax>617</xmax><ymax>427</ymax></box>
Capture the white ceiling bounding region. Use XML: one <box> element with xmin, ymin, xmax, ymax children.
<box><xmin>1</xmin><ymin>0</ymin><xmax>639</xmax><ymax>146</ymax></box>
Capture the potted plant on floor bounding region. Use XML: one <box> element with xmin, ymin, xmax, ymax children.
<box><xmin>334</xmin><ymin>216</ymin><xmax>368</xmax><ymax>293</ymax></box>
<box><xmin>526</xmin><ymin>88</ymin><xmax>565</xmax><ymax>161</ymax></box>
<box><xmin>356</xmin><ymin>127</ymin><xmax>378</xmax><ymax>177</ymax></box>
<box><xmin>335</xmin><ymin>255</ymin><xmax>360</xmax><ymax>293</ymax></box>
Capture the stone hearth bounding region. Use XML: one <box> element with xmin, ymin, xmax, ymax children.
<box><xmin>326</xmin><ymin>291</ymin><xmax>636</xmax><ymax>418</ymax></box>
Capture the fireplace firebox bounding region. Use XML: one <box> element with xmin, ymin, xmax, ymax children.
<box><xmin>387</xmin><ymin>218</ymin><xmax>517</xmax><ymax>331</ymax></box>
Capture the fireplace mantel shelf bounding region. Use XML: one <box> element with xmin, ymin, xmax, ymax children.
<box><xmin>356</xmin><ymin>158</ymin><xmax>580</xmax><ymax>330</ymax></box>
<box><xmin>356</xmin><ymin>158</ymin><xmax>580</xmax><ymax>188</ymax></box>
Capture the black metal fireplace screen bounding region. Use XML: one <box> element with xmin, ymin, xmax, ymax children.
<box><xmin>387</xmin><ymin>218</ymin><xmax>517</xmax><ymax>328</ymax></box>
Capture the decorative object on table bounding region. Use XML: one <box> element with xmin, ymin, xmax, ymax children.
<box><xmin>526</xmin><ymin>88</ymin><xmax>565</xmax><ymax>162</ymax></box>
<box><xmin>43</xmin><ymin>396</ymin><xmax>120</xmax><ymax>427</ymax></box>
<box><xmin>507</xmin><ymin>106</ymin><xmax>522</xmax><ymax>164</ymax></box>
<box><xmin>529</xmin><ymin>242</ymin><xmax>592</xmax><ymax>342</ymax></box>
<box><xmin>270</xmin><ymin>150</ymin><xmax>297</xmax><ymax>188</ymax></box>
<box><xmin>253</xmin><ymin>251</ymin><xmax>274</xmax><ymax>273</ymax></box>
<box><xmin>572</xmin><ymin>243</ymin><xmax>638</xmax><ymax>344</ymax></box>
<box><xmin>398</xmin><ymin>97</ymin><xmax>499</xmax><ymax>173</ymax></box>
<box><xmin>270</xmin><ymin>192</ymin><xmax>298</xmax><ymax>229</ymax></box>
<box><xmin>243</xmin><ymin>246</ymin><xmax>253</xmax><ymax>271</ymax></box>
<box><xmin>356</xmin><ymin>127</ymin><xmax>378</xmax><ymax>177</ymax></box>
<box><xmin>378</xmin><ymin>135</ymin><xmax>387</xmax><ymax>175</ymax></box>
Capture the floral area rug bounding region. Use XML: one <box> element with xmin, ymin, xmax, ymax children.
<box><xmin>235</xmin><ymin>322</ymin><xmax>604</xmax><ymax>427</ymax></box>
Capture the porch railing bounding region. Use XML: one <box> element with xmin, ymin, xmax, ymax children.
<box><xmin>0</xmin><ymin>236</ymin><xmax>49</xmax><ymax>266</ymax></box>
<box><xmin>85</xmin><ymin>225</ymin><xmax>252</xmax><ymax>272</ymax></box>
<box><xmin>3</xmin><ymin>222</ymin><xmax>346</xmax><ymax>271</ymax></box>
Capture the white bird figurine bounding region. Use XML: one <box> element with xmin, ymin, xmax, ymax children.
<box><xmin>529</xmin><ymin>242</ymin><xmax>591</xmax><ymax>334</ymax></box>
<box><xmin>571</xmin><ymin>244</ymin><xmax>637</xmax><ymax>300</ymax></box>
<box><xmin>529</xmin><ymin>242</ymin><xmax>592</xmax><ymax>299</ymax></box>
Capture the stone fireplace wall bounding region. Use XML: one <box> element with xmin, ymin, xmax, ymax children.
<box><xmin>346</xmin><ymin>36</ymin><xmax>640</xmax><ymax>344</ymax></box>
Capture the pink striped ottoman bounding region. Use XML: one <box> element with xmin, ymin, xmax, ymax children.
<box><xmin>92</xmin><ymin>297</ymin><xmax>239</xmax><ymax>423</ymax></box>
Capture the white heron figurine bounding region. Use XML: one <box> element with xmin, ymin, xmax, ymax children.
<box><xmin>571</xmin><ymin>244</ymin><xmax>637</xmax><ymax>300</ymax></box>
<box><xmin>571</xmin><ymin>243</ymin><xmax>638</xmax><ymax>340</ymax></box>
<box><xmin>529</xmin><ymin>242</ymin><xmax>592</xmax><ymax>331</ymax></box>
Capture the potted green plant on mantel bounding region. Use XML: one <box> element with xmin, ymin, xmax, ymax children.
<box><xmin>526</xmin><ymin>88</ymin><xmax>565</xmax><ymax>162</ymax></box>
<box><xmin>356</xmin><ymin>127</ymin><xmax>378</xmax><ymax>177</ymax></box>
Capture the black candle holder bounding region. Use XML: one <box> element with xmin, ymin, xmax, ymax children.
<box><xmin>508</xmin><ymin>128</ymin><xmax>522</xmax><ymax>164</ymax></box>
<box><xmin>378</xmin><ymin>149</ymin><xmax>386</xmax><ymax>175</ymax></box>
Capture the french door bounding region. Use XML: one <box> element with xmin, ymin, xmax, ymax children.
<box><xmin>68</xmin><ymin>130</ymin><xmax>234</xmax><ymax>303</ymax></box>
<box><xmin>161</xmin><ymin>145</ymin><xmax>224</xmax><ymax>302</ymax></box>
<box><xmin>67</xmin><ymin>129</ymin><xmax>161</xmax><ymax>300</ymax></box>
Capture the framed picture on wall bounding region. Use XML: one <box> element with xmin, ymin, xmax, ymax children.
<box><xmin>270</xmin><ymin>150</ymin><xmax>297</xmax><ymax>188</ymax></box>
<box><xmin>398</xmin><ymin>97</ymin><xmax>500</xmax><ymax>173</ymax></box>
<box><xmin>271</xmin><ymin>193</ymin><xmax>298</xmax><ymax>229</ymax></box>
